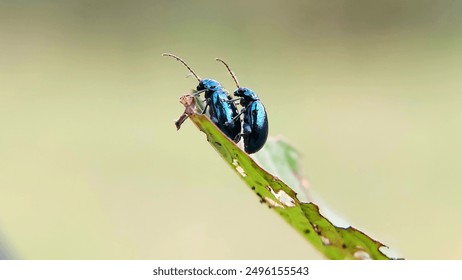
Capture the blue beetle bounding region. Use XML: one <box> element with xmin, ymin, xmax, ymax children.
<box><xmin>163</xmin><ymin>53</ymin><xmax>241</xmax><ymax>141</ymax></box>
<box><xmin>216</xmin><ymin>58</ymin><xmax>269</xmax><ymax>154</ymax></box>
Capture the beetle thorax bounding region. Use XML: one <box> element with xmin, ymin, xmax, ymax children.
<box><xmin>234</xmin><ymin>87</ymin><xmax>258</xmax><ymax>106</ymax></box>
<box><xmin>197</xmin><ymin>79</ymin><xmax>221</xmax><ymax>92</ymax></box>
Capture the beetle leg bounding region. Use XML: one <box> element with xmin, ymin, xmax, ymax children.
<box><xmin>193</xmin><ymin>89</ymin><xmax>206</xmax><ymax>96</ymax></box>
<box><xmin>233</xmin><ymin>133</ymin><xmax>242</xmax><ymax>143</ymax></box>
<box><xmin>226</xmin><ymin>98</ymin><xmax>240</xmax><ymax>103</ymax></box>
<box><xmin>225</xmin><ymin>110</ymin><xmax>243</xmax><ymax>126</ymax></box>
<box><xmin>201</xmin><ymin>103</ymin><xmax>209</xmax><ymax>114</ymax></box>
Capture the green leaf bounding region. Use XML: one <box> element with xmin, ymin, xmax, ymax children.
<box><xmin>176</xmin><ymin>95</ymin><xmax>394</xmax><ymax>260</ymax></box>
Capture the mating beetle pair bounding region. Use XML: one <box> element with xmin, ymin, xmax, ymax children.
<box><xmin>163</xmin><ymin>53</ymin><xmax>268</xmax><ymax>154</ymax></box>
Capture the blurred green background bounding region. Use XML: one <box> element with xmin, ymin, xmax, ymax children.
<box><xmin>0</xmin><ymin>0</ymin><xmax>461</xmax><ymax>259</ymax></box>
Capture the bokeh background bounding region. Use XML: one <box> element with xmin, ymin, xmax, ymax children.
<box><xmin>1</xmin><ymin>0</ymin><xmax>461</xmax><ymax>259</ymax></box>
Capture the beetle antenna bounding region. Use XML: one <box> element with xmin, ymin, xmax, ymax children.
<box><xmin>162</xmin><ymin>53</ymin><xmax>201</xmax><ymax>82</ymax></box>
<box><xmin>215</xmin><ymin>58</ymin><xmax>240</xmax><ymax>88</ymax></box>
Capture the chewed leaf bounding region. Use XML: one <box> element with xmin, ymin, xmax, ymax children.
<box><xmin>177</xmin><ymin>95</ymin><xmax>395</xmax><ymax>260</ymax></box>
<box><xmin>252</xmin><ymin>137</ymin><xmax>312</xmax><ymax>202</ymax></box>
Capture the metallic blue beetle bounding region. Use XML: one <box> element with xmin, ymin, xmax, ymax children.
<box><xmin>163</xmin><ymin>53</ymin><xmax>241</xmax><ymax>141</ymax></box>
<box><xmin>216</xmin><ymin>59</ymin><xmax>269</xmax><ymax>154</ymax></box>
